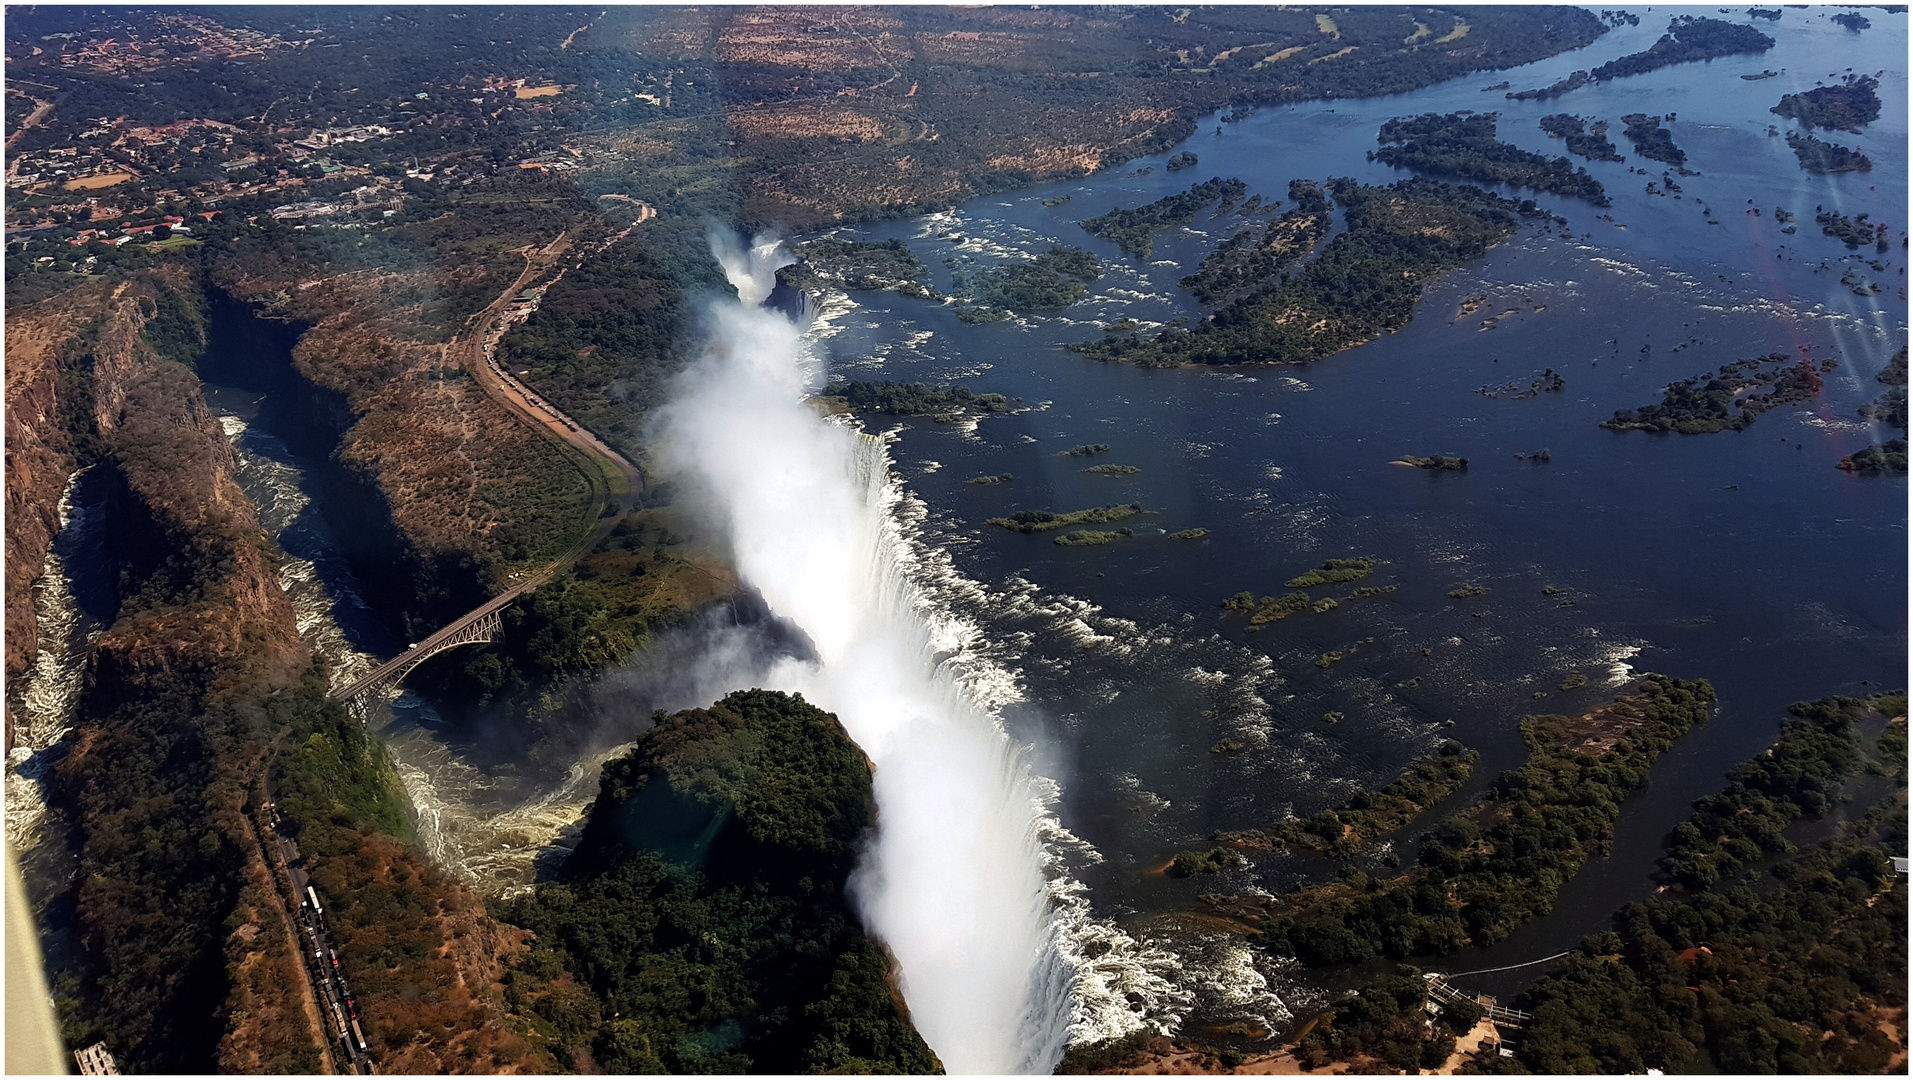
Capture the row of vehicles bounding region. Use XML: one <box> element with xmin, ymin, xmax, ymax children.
<box><xmin>265</xmin><ymin>803</ymin><xmax>372</xmax><ymax>1072</ymax></box>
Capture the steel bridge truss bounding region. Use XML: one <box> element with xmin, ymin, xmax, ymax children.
<box><xmin>328</xmin><ymin>607</ymin><xmax>503</xmax><ymax>708</ymax></box>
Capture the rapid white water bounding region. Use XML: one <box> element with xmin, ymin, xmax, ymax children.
<box><xmin>5</xmin><ymin>470</ymin><xmax>102</xmax><ymax>858</ymax></box>
<box><xmin>656</xmin><ymin>238</ymin><xmax>1077</xmax><ymax>1072</ymax></box>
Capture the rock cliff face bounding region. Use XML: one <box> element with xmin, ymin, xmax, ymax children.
<box><xmin>210</xmin><ymin>227</ymin><xmax>601</xmax><ymax>635</ymax></box>
<box><xmin>81</xmin><ymin>277</ymin><xmax>308</xmax><ymax>705</ymax></box>
<box><xmin>22</xmin><ymin>271</ymin><xmax>319</xmax><ymax>1072</ymax></box>
<box><xmin>12</xmin><ymin>267</ymin><xmax>558</xmax><ymax>1074</ymax></box>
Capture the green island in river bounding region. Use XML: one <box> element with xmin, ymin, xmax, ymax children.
<box><xmin>988</xmin><ymin>502</ymin><xmax>1145</xmax><ymax>534</ymax></box>
<box><xmin>1294</xmin><ymin>693</ymin><xmax>1904</xmax><ymax>1075</ymax></box>
<box><xmin>1198</xmin><ymin>675</ymin><xmax>1717</xmax><ymax>964</ymax></box>
<box><xmin>1078</xmin><ymin>177</ymin><xmax>1248</xmax><ymax>260</ymax></box>
<box><xmin>1074</xmin><ymin>178</ymin><xmax>1551</xmax><ymax>367</ymax></box>
<box><xmin>1772</xmin><ymin>74</ymin><xmax>1883</xmax><ymax>133</ymax></box>
<box><xmin>1537</xmin><ymin>113</ymin><xmax>1624</xmax><ymax>162</ymax></box>
<box><xmin>1372</xmin><ymin>112</ymin><xmax>1609</xmax><ymax>205</ymax></box>
<box><xmin>1602</xmin><ymin>353</ymin><xmax>1828</xmax><ymax>434</ymax></box>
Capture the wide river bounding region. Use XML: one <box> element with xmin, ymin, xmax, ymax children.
<box><xmin>790</xmin><ymin>5</ymin><xmax>1907</xmax><ymax>1030</ymax></box>
<box><xmin>11</xmin><ymin>3</ymin><xmax>1896</xmax><ymax>1055</ymax></box>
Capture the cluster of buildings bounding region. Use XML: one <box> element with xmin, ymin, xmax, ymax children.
<box><xmin>30</xmin><ymin>12</ymin><xmax>303</xmax><ymax>78</ymax></box>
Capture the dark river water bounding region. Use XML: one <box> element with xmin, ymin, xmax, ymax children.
<box><xmin>795</xmin><ymin>6</ymin><xmax>1907</xmax><ymax>1023</ymax></box>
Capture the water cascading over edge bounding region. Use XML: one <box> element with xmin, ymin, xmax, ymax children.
<box><xmin>652</xmin><ymin>235</ymin><xmax>1076</xmax><ymax>1072</ymax></box>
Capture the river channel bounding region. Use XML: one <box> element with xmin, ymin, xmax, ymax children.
<box><xmin>789</xmin><ymin>5</ymin><xmax>1908</xmax><ymax>1027</ymax></box>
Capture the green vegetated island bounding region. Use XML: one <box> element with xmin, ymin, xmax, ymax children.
<box><xmin>1216</xmin><ymin>740</ymin><xmax>1478</xmax><ymax>857</ymax></box>
<box><xmin>988</xmin><ymin>502</ymin><xmax>1144</xmax><ymax>534</ymax></box>
<box><xmin>1587</xmin><ymin>15</ymin><xmax>1774</xmax><ymax>81</ymax></box>
<box><xmin>1842</xmin><ymin>346</ymin><xmax>1908</xmax><ymax>474</ymax></box>
<box><xmin>1371</xmin><ymin>112</ymin><xmax>1609</xmax><ymax>205</ymax></box>
<box><xmin>1769</xmin><ymin>74</ymin><xmax>1882</xmax><ymax>176</ymax></box>
<box><xmin>1079</xmin><ymin>177</ymin><xmax>1248</xmax><ymax>260</ymax></box>
<box><xmin>950</xmin><ymin>245</ymin><xmax>1102</xmax><ymax>322</ymax></box>
<box><xmin>1785</xmin><ymin>131</ymin><xmax>1871</xmax><ymax>174</ymax></box>
<box><xmin>1198</xmin><ymin>675</ymin><xmax>1717</xmax><ymax>964</ymax></box>
<box><xmin>1397</xmin><ymin>453</ymin><xmax>1469</xmax><ymax>471</ymax></box>
<box><xmin>1074</xmin><ymin>176</ymin><xmax>1551</xmax><ymax>367</ymax></box>
<box><xmin>1537</xmin><ymin>114</ymin><xmax>1623</xmax><ymax>162</ymax></box>
<box><xmin>1220</xmin><ymin>557</ymin><xmax>1395</xmax><ymax>626</ymax></box>
<box><xmin>498</xmin><ymin>690</ymin><xmax>939</xmax><ymax>1074</ymax></box>
<box><xmin>1180</xmin><ymin>180</ymin><xmax>1333</xmax><ymax>305</ymax></box>
<box><xmin>1505</xmin><ymin>15</ymin><xmax>1773</xmax><ymax>100</ymax></box>
<box><xmin>1602</xmin><ymin>352</ymin><xmax>1828</xmax><ymax>434</ymax></box>
<box><xmin>779</xmin><ymin>237</ymin><xmax>939</xmax><ymax>299</ymax></box>
<box><xmin>1297</xmin><ymin>692</ymin><xmax>1905</xmax><ymax>1075</ymax></box>
<box><xmin>1773</xmin><ymin>74</ymin><xmax>1883</xmax><ymax>133</ymax></box>
<box><xmin>1619</xmin><ymin>113</ymin><xmax>1688</xmax><ymax>169</ymax></box>
<box><xmin>783</xmin><ymin>236</ymin><xmax>1105</xmax><ymax>323</ymax></box>
<box><xmin>818</xmin><ymin>379</ymin><xmax>1008</xmax><ymax>420</ymax></box>
<box><xmin>1817</xmin><ymin>207</ymin><xmax>1889</xmax><ymax>250</ymax></box>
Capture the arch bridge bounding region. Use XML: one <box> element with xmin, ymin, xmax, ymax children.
<box><xmin>327</xmin><ymin>599</ymin><xmax>510</xmax><ymax>708</ymax></box>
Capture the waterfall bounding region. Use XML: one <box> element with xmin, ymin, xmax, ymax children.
<box><xmin>653</xmin><ymin>241</ymin><xmax>1078</xmax><ymax>1072</ymax></box>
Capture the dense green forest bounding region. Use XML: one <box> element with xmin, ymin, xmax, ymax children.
<box><xmin>51</xmin><ymin>670</ymin><xmax>261</xmax><ymax>1073</ymax></box>
<box><xmin>1372</xmin><ymin>112</ymin><xmax>1609</xmax><ymax>205</ymax></box>
<box><xmin>1079</xmin><ymin>178</ymin><xmax>1248</xmax><ymax>260</ymax></box>
<box><xmin>1499</xmin><ymin>845</ymin><xmax>1907</xmax><ymax>1073</ymax></box>
<box><xmin>1260</xmin><ymin>676</ymin><xmax>1715</xmax><ymax>965</ymax></box>
<box><xmin>496</xmin><ymin>690</ymin><xmax>939</xmax><ymax>1074</ymax></box>
<box><xmin>1588</xmin><ymin>16</ymin><xmax>1774</xmax><ymax>81</ymax></box>
<box><xmin>1660</xmin><ymin>694</ymin><xmax>1899</xmax><ymax>890</ymax></box>
<box><xmin>1219</xmin><ymin>741</ymin><xmax>1478</xmax><ymax>856</ymax></box>
<box><xmin>1310</xmin><ymin>694</ymin><xmax>1905</xmax><ymax>1075</ymax></box>
<box><xmin>1474</xmin><ymin>695</ymin><xmax>1907</xmax><ymax>1074</ymax></box>
<box><xmin>1076</xmin><ymin>178</ymin><xmax>1545</xmax><ymax>368</ymax></box>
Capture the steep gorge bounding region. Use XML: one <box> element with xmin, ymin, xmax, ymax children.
<box><xmin>5</xmin><ymin>267</ymin><xmax>568</xmax><ymax>1072</ymax></box>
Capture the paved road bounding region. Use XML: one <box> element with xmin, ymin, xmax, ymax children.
<box><xmin>326</xmin><ymin>234</ymin><xmax>643</xmax><ymax>705</ymax></box>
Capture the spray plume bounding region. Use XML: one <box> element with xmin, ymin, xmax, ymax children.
<box><xmin>651</xmin><ymin>235</ymin><xmax>1072</xmax><ymax>1072</ymax></box>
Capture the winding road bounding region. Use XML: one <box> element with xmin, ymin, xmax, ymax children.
<box><xmin>326</xmin><ymin>234</ymin><xmax>644</xmax><ymax>705</ymax></box>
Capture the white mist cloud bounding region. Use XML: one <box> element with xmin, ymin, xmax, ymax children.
<box><xmin>706</xmin><ymin>230</ymin><xmax>792</xmax><ymax>307</ymax></box>
<box><xmin>649</xmin><ymin>238</ymin><xmax>1070</xmax><ymax>1072</ymax></box>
